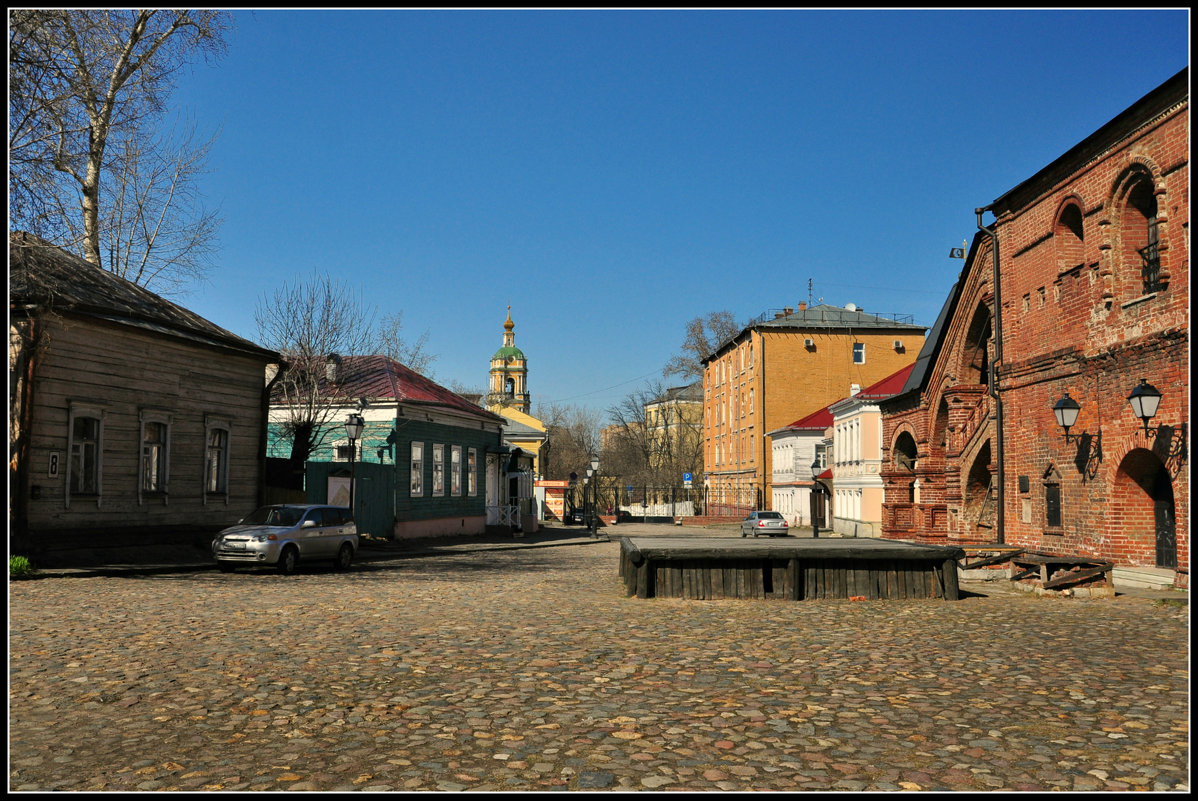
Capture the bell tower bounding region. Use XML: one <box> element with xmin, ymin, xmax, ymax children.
<box><xmin>488</xmin><ymin>306</ymin><xmax>530</xmax><ymax>413</ymax></box>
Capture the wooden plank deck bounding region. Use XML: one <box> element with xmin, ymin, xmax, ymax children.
<box><xmin>619</xmin><ymin>537</ymin><xmax>966</xmax><ymax>601</ymax></box>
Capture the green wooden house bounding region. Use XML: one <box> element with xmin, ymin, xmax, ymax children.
<box><xmin>268</xmin><ymin>355</ymin><xmax>511</xmax><ymax>539</ymax></box>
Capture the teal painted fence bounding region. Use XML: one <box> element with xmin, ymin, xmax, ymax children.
<box><xmin>306</xmin><ymin>461</ymin><xmax>396</xmax><ymax>539</ymax></box>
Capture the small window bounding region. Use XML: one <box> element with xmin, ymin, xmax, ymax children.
<box><xmin>451</xmin><ymin>445</ymin><xmax>462</xmax><ymax>496</ymax></box>
<box><xmin>1043</xmin><ymin>465</ymin><xmax>1063</xmax><ymax>531</ymax></box>
<box><xmin>70</xmin><ymin>414</ymin><xmax>101</xmax><ymax>496</ymax></box>
<box><xmin>1045</xmin><ymin>482</ymin><xmax>1062</xmax><ymax>529</ymax></box>
<box><xmin>852</xmin><ymin>343</ymin><xmax>865</xmax><ymax>364</ymax></box>
<box><xmin>468</xmin><ymin>448</ymin><xmax>477</xmax><ymax>496</ymax></box>
<box><xmin>432</xmin><ymin>444</ymin><xmax>444</xmax><ymax>496</ymax></box>
<box><xmin>140</xmin><ymin>420</ymin><xmax>169</xmax><ymax>494</ymax></box>
<box><xmin>205</xmin><ymin>421</ymin><xmax>230</xmax><ymax>497</ymax></box>
<box><xmin>410</xmin><ymin>442</ymin><xmax>424</xmax><ymax>496</ymax></box>
<box><xmin>67</xmin><ymin>403</ymin><xmax>105</xmax><ymax>507</ymax></box>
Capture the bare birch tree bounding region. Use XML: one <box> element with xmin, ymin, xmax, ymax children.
<box><xmin>8</xmin><ymin>9</ymin><xmax>228</xmax><ymax>293</ymax></box>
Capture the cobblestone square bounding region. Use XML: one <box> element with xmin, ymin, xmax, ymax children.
<box><xmin>9</xmin><ymin>539</ymin><xmax>1189</xmax><ymax>791</ymax></box>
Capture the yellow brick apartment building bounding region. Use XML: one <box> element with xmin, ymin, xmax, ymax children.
<box><xmin>702</xmin><ymin>303</ymin><xmax>926</xmax><ymax>514</ymax></box>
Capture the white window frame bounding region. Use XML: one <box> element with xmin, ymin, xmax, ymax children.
<box><xmin>432</xmin><ymin>444</ymin><xmax>444</xmax><ymax>496</ymax></box>
<box><xmin>451</xmin><ymin>445</ymin><xmax>462</xmax><ymax>496</ymax></box>
<box><xmin>204</xmin><ymin>416</ymin><xmax>231</xmax><ymax>504</ymax></box>
<box><xmin>468</xmin><ymin>447</ymin><xmax>477</xmax><ymax>496</ymax></box>
<box><xmin>410</xmin><ymin>442</ymin><xmax>424</xmax><ymax>497</ymax></box>
<box><xmin>138</xmin><ymin>409</ymin><xmax>172</xmax><ymax>504</ymax></box>
<box><xmin>66</xmin><ymin>402</ymin><xmax>105</xmax><ymax>508</ymax></box>
<box><xmin>852</xmin><ymin>342</ymin><xmax>866</xmax><ymax>364</ymax></box>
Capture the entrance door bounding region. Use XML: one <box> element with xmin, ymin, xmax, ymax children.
<box><xmin>1153</xmin><ymin>472</ymin><xmax>1177</xmax><ymax>569</ymax></box>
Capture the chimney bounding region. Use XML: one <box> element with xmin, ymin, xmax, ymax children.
<box><xmin>798</xmin><ymin>302</ymin><xmax>807</xmax><ymax>311</ymax></box>
<box><xmin>325</xmin><ymin>353</ymin><xmax>342</xmax><ymax>383</ymax></box>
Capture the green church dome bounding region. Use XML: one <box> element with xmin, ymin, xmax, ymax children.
<box><xmin>492</xmin><ymin>345</ymin><xmax>525</xmax><ymax>362</ymax></box>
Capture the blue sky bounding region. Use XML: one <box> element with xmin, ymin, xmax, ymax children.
<box><xmin>169</xmin><ymin>8</ymin><xmax>1189</xmax><ymax>416</ymax></box>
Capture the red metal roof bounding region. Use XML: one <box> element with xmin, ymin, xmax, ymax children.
<box><xmin>784</xmin><ymin>406</ymin><xmax>834</xmax><ymax>431</ymax></box>
<box><xmin>280</xmin><ymin>354</ymin><xmax>503</xmax><ymax>424</ymax></box>
<box><xmin>778</xmin><ymin>363</ymin><xmax>916</xmax><ymax>432</ymax></box>
<box><xmin>856</xmin><ymin>363</ymin><xmax>916</xmax><ymax>400</ymax></box>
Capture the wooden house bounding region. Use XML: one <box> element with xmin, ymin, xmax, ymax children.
<box><xmin>268</xmin><ymin>354</ymin><xmax>509</xmax><ymax>539</ymax></box>
<box><xmin>9</xmin><ymin>231</ymin><xmax>282</xmax><ymax>555</ymax></box>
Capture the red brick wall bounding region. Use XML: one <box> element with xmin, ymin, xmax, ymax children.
<box><xmin>881</xmin><ymin>76</ymin><xmax>1188</xmax><ymax>588</ymax></box>
<box><xmin>995</xmin><ymin>89</ymin><xmax>1189</xmax><ymax>587</ymax></box>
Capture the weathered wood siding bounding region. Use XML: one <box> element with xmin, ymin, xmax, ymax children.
<box><xmin>23</xmin><ymin>314</ymin><xmax>271</xmax><ymax>541</ymax></box>
<box><xmin>619</xmin><ymin>538</ymin><xmax>962</xmax><ymax>601</ymax></box>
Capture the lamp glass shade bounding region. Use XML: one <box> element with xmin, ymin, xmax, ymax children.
<box><xmin>810</xmin><ymin>458</ymin><xmax>822</xmax><ymax>480</ymax></box>
<box><xmin>590</xmin><ymin>457</ymin><xmax>600</xmax><ymax>472</ymax></box>
<box><xmin>344</xmin><ymin>414</ymin><xmax>364</xmax><ymax>442</ymax></box>
<box><xmin>1127</xmin><ymin>379</ymin><xmax>1162</xmax><ymax>422</ymax></box>
<box><xmin>1053</xmin><ymin>393</ymin><xmax>1081</xmax><ymax>430</ymax></box>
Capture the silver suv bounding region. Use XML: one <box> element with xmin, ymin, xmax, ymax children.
<box><xmin>213</xmin><ymin>504</ymin><xmax>358</xmax><ymax>574</ymax></box>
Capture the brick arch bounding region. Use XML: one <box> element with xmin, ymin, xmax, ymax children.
<box><xmin>890</xmin><ymin>427</ymin><xmax>919</xmax><ymax>470</ymax></box>
<box><xmin>1107</xmin><ymin>445</ymin><xmax>1174</xmax><ymax>567</ymax></box>
<box><xmin>1104</xmin><ymin>159</ymin><xmax>1165</xmax><ymax>301</ymax></box>
<box><xmin>1052</xmin><ymin>196</ymin><xmax>1086</xmax><ymax>272</ymax></box>
<box><xmin>962</xmin><ymin>440</ymin><xmax>994</xmax><ymax>541</ymax></box>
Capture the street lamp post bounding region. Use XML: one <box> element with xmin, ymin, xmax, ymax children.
<box><xmin>344</xmin><ymin>413</ymin><xmax>364</xmax><ymax>518</ymax></box>
<box><xmin>589</xmin><ymin>456</ymin><xmax>601</xmax><ymax>537</ymax></box>
<box><xmin>809</xmin><ymin>457</ymin><xmax>828</xmax><ymax>539</ymax></box>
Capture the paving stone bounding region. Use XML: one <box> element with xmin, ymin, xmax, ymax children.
<box><xmin>8</xmin><ymin>532</ymin><xmax>1191</xmax><ymax>792</ymax></box>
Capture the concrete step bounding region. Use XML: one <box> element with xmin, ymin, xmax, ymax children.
<box><xmin>1112</xmin><ymin>565</ymin><xmax>1178</xmax><ymax>590</ymax></box>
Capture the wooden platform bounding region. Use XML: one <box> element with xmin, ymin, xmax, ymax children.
<box><xmin>619</xmin><ymin>536</ymin><xmax>967</xmax><ymax>601</ymax></box>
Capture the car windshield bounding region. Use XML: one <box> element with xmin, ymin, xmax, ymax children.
<box><xmin>241</xmin><ymin>506</ymin><xmax>305</xmax><ymax>527</ymax></box>
<box><xmin>758</xmin><ymin>512</ymin><xmax>783</xmax><ymax>519</ymax></box>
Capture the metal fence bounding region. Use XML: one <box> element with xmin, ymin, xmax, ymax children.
<box><xmin>570</xmin><ymin>480</ymin><xmax>763</xmax><ymax>520</ymax></box>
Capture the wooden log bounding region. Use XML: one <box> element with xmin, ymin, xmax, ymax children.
<box><xmin>1043</xmin><ymin>565</ymin><xmax>1111</xmax><ymax>589</ymax></box>
<box><xmin>942</xmin><ymin>558</ymin><xmax>960</xmax><ymax>600</ymax></box>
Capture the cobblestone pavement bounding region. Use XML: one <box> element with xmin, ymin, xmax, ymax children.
<box><xmin>9</xmin><ymin>532</ymin><xmax>1189</xmax><ymax>792</ymax></box>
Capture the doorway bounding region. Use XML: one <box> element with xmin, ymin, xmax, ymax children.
<box><xmin>1152</xmin><ymin>470</ymin><xmax>1177</xmax><ymax>569</ymax></box>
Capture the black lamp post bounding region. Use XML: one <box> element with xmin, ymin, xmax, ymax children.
<box><xmin>344</xmin><ymin>412</ymin><xmax>364</xmax><ymax>517</ymax></box>
<box><xmin>809</xmin><ymin>457</ymin><xmax>827</xmax><ymax>539</ymax></box>
<box><xmin>590</xmin><ymin>456</ymin><xmax>600</xmax><ymax>536</ymax></box>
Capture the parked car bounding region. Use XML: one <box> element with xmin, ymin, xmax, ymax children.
<box><xmin>212</xmin><ymin>504</ymin><xmax>358</xmax><ymax>574</ymax></box>
<box><xmin>741</xmin><ymin>510</ymin><xmax>789</xmax><ymax>537</ymax></box>
<box><xmin>566</xmin><ymin>508</ymin><xmax>586</xmax><ymax>525</ymax></box>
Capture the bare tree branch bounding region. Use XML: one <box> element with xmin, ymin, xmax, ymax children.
<box><xmin>662</xmin><ymin>310</ymin><xmax>743</xmax><ymax>382</ymax></box>
<box><xmin>255</xmin><ymin>271</ymin><xmax>380</xmax><ymax>465</ymax></box>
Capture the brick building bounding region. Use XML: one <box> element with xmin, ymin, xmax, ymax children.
<box><xmin>881</xmin><ymin>68</ymin><xmax>1188</xmax><ymax>588</ymax></box>
<box><xmin>702</xmin><ymin>303</ymin><xmax>925</xmax><ymax>514</ymax></box>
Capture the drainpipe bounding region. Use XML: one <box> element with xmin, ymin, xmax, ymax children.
<box><xmin>13</xmin><ymin>310</ymin><xmax>39</xmax><ymax>550</ymax></box>
<box><xmin>976</xmin><ymin>207</ymin><xmax>1005</xmax><ymax>545</ymax></box>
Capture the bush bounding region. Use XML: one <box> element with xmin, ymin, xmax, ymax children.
<box><xmin>10</xmin><ymin>555</ymin><xmax>37</xmax><ymax>579</ymax></box>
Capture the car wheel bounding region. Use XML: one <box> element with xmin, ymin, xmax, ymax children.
<box><xmin>218</xmin><ymin>562</ymin><xmax>234</xmax><ymax>573</ymax></box>
<box><xmin>334</xmin><ymin>542</ymin><xmax>353</xmax><ymax>571</ymax></box>
<box><xmin>276</xmin><ymin>546</ymin><xmax>299</xmax><ymax>576</ymax></box>
<box><xmin>741</xmin><ymin>529</ymin><xmax>747</xmax><ymax>537</ymax></box>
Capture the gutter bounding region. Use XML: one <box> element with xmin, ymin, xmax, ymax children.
<box><xmin>975</xmin><ymin>207</ymin><xmax>1006</xmax><ymax>545</ymax></box>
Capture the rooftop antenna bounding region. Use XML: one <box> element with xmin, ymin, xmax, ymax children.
<box><xmin>808</xmin><ymin>278</ymin><xmax>813</xmax><ymax>307</ymax></box>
